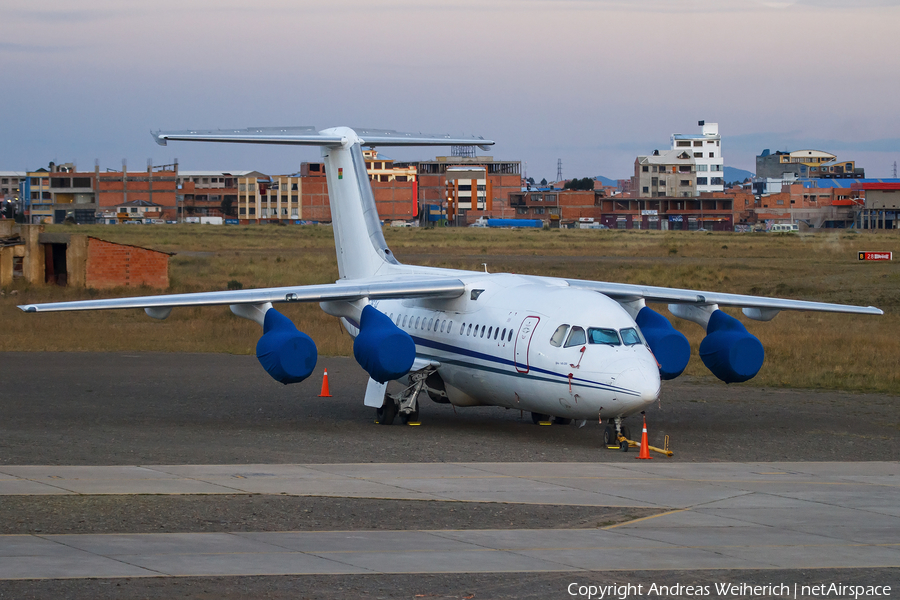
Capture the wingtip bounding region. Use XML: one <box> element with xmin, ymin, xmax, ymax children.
<box><xmin>18</xmin><ymin>305</ymin><xmax>37</xmax><ymax>313</ymax></box>
<box><xmin>152</xmin><ymin>131</ymin><xmax>167</xmax><ymax>146</ymax></box>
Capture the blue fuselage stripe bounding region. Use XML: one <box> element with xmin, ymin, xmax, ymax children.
<box><xmin>410</xmin><ymin>335</ymin><xmax>639</xmax><ymax>397</ymax></box>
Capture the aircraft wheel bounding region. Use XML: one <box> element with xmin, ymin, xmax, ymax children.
<box><xmin>620</xmin><ymin>424</ymin><xmax>632</xmax><ymax>440</ymax></box>
<box><xmin>603</xmin><ymin>426</ymin><xmax>616</xmax><ymax>446</ymax></box>
<box><xmin>376</xmin><ymin>399</ymin><xmax>397</xmax><ymax>425</ymax></box>
<box><xmin>553</xmin><ymin>417</ymin><xmax>572</xmax><ymax>425</ymax></box>
<box><xmin>531</xmin><ymin>412</ymin><xmax>549</xmax><ymax>425</ymax></box>
<box><xmin>620</xmin><ymin>440</ymin><xmax>629</xmax><ymax>452</ymax></box>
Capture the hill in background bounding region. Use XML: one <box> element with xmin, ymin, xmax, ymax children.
<box><xmin>593</xmin><ymin>167</ymin><xmax>755</xmax><ymax>187</ymax></box>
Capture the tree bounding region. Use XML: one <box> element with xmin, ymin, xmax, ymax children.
<box><xmin>527</xmin><ymin>177</ymin><xmax>535</xmax><ymax>185</ymax></box>
<box><xmin>563</xmin><ymin>177</ymin><xmax>595</xmax><ymax>191</ymax></box>
<box><xmin>540</xmin><ymin>178</ymin><xmax>548</xmax><ymax>186</ymax></box>
<box><xmin>221</xmin><ymin>196</ymin><xmax>235</xmax><ymax>217</ymax></box>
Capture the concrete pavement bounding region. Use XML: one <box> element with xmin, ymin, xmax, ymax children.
<box><xmin>1</xmin><ymin>461</ymin><xmax>898</xmax><ymax>578</ymax></box>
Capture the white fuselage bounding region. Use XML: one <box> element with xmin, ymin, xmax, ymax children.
<box><xmin>346</xmin><ymin>272</ymin><xmax>661</xmax><ymax>420</ymax></box>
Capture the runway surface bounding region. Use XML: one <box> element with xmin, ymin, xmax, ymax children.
<box><xmin>1</xmin><ymin>352</ymin><xmax>898</xmax><ymax>596</ymax></box>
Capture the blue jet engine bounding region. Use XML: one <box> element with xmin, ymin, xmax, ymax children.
<box><xmin>699</xmin><ymin>310</ymin><xmax>764</xmax><ymax>384</ymax></box>
<box><xmin>256</xmin><ymin>308</ymin><xmax>318</xmax><ymax>384</ymax></box>
<box><xmin>353</xmin><ymin>305</ymin><xmax>416</xmax><ymax>383</ymax></box>
<box><xmin>635</xmin><ymin>306</ymin><xmax>691</xmax><ymax>380</ymax></box>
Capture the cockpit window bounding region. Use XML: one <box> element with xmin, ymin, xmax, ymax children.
<box><xmin>549</xmin><ymin>324</ymin><xmax>569</xmax><ymax>347</ymax></box>
<box><xmin>588</xmin><ymin>328</ymin><xmax>621</xmax><ymax>345</ymax></box>
<box><xmin>620</xmin><ymin>327</ymin><xmax>642</xmax><ymax>346</ymax></box>
<box><xmin>564</xmin><ymin>326</ymin><xmax>586</xmax><ymax>348</ymax></box>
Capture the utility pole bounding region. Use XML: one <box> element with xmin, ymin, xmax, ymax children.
<box><xmin>557</xmin><ymin>159</ymin><xmax>563</xmax><ymax>184</ymax></box>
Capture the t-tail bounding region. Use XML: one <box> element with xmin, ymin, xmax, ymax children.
<box><xmin>154</xmin><ymin>126</ymin><xmax>494</xmax><ymax>280</ymax></box>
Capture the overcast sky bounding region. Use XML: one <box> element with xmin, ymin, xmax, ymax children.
<box><xmin>3</xmin><ymin>0</ymin><xmax>899</xmax><ymax>180</ymax></box>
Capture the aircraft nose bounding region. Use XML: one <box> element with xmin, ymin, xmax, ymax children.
<box><xmin>619</xmin><ymin>363</ymin><xmax>661</xmax><ymax>404</ymax></box>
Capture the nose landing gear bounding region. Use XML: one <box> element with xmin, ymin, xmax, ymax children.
<box><xmin>603</xmin><ymin>417</ymin><xmax>631</xmax><ymax>451</ymax></box>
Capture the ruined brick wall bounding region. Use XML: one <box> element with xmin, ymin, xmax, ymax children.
<box><xmin>85</xmin><ymin>237</ymin><xmax>169</xmax><ymax>289</ymax></box>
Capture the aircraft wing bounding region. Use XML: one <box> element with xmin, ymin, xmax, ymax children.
<box><xmin>18</xmin><ymin>278</ymin><xmax>466</xmax><ymax>313</ymax></box>
<box><xmin>565</xmin><ymin>278</ymin><xmax>883</xmax><ymax>316</ymax></box>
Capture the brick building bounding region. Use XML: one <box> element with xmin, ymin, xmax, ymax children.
<box><xmin>177</xmin><ymin>170</ymin><xmax>252</xmax><ymax>219</ymax></box>
<box><xmin>507</xmin><ymin>189</ymin><xmax>735</xmax><ymax>231</ymax></box>
<box><xmin>20</xmin><ymin>162</ymin><xmax>179</xmax><ymax>224</ymax></box>
<box><xmin>409</xmin><ymin>155</ymin><xmax>521</xmax><ymax>223</ymax></box>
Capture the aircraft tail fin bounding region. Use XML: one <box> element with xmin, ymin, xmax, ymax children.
<box><xmin>155</xmin><ymin>126</ymin><xmax>493</xmax><ymax>280</ymax></box>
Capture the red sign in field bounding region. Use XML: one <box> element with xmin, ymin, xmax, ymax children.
<box><xmin>858</xmin><ymin>252</ymin><xmax>893</xmax><ymax>261</ymax></box>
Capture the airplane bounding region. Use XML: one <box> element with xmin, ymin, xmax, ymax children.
<box><xmin>19</xmin><ymin>126</ymin><xmax>882</xmax><ymax>446</ymax></box>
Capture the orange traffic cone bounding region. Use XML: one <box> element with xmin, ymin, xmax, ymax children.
<box><xmin>318</xmin><ymin>369</ymin><xmax>332</xmax><ymax>397</ymax></box>
<box><xmin>636</xmin><ymin>414</ymin><xmax>653</xmax><ymax>460</ymax></box>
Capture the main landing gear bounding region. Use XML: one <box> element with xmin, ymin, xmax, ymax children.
<box><xmin>375</xmin><ymin>369</ymin><xmax>429</xmax><ymax>425</ymax></box>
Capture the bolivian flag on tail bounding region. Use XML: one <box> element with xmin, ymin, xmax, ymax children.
<box><xmin>338</xmin><ymin>168</ymin><xmax>343</xmax><ymax>180</ymax></box>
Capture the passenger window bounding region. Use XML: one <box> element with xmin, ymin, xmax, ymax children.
<box><xmin>549</xmin><ymin>324</ymin><xmax>570</xmax><ymax>347</ymax></box>
<box><xmin>428</xmin><ymin>318</ymin><xmax>434</xmax><ymax>330</ymax></box>
<box><xmin>620</xmin><ymin>328</ymin><xmax>642</xmax><ymax>346</ymax></box>
<box><xmin>501</xmin><ymin>328</ymin><xmax>506</xmax><ymax>340</ymax></box>
<box><xmin>508</xmin><ymin>330</ymin><xmax>513</xmax><ymax>342</ymax></box>
<box><xmin>467</xmin><ymin>324</ymin><xmax>473</xmax><ymax>336</ymax></box>
<box><xmin>402</xmin><ymin>315</ymin><xmax>408</xmax><ymax>327</ymax></box>
<box><xmin>440</xmin><ymin>320</ymin><xmax>445</xmax><ymax>333</ymax></box>
<box><xmin>448</xmin><ymin>321</ymin><xmax>453</xmax><ymax>334</ymax></box>
<box><xmin>494</xmin><ymin>328</ymin><xmax>499</xmax><ymax>340</ymax></box>
<box><xmin>415</xmin><ymin>316</ymin><xmax>420</xmax><ymax>329</ymax></box>
<box><xmin>480</xmin><ymin>326</ymin><xmax>485</xmax><ymax>338</ymax></box>
<box><xmin>565</xmin><ymin>326</ymin><xmax>587</xmax><ymax>348</ymax></box>
<box><xmin>588</xmin><ymin>328</ymin><xmax>621</xmax><ymax>346</ymax></box>
<box><xmin>488</xmin><ymin>326</ymin><xmax>493</xmax><ymax>338</ymax></box>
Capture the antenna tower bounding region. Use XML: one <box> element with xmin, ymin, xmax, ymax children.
<box><xmin>557</xmin><ymin>159</ymin><xmax>563</xmax><ymax>182</ymax></box>
<box><xmin>893</xmin><ymin>161</ymin><xmax>898</xmax><ymax>178</ymax></box>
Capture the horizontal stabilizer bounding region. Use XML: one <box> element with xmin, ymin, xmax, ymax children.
<box><xmin>154</xmin><ymin>127</ymin><xmax>493</xmax><ymax>149</ymax></box>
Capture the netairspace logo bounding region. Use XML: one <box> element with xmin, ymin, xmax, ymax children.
<box><xmin>567</xmin><ymin>582</ymin><xmax>893</xmax><ymax>599</ymax></box>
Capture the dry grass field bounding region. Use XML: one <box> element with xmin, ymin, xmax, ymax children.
<box><xmin>3</xmin><ymin>224</ymin><xmax>898</xmax><ymax>394</ymax></box>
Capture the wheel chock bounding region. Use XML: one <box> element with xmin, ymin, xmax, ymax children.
<box><xmin>538</xmin><ymin>421</ymin><xmax>553</xmax><ymax>426</ymax></box>
<box><xmin>406</xmin><ymin>421</ymin><xmax>422</xmax><ymax>426</ymax></box>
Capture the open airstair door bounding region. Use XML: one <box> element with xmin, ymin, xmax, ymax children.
<box><xmin>514</xmin><ymin>316</ymin><xmax>540</xmax><ymax>374</ymax></box>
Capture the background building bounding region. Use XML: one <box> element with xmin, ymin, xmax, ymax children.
<box><xmin>0</xmin><ymin>172</ymin><xmax>25</xmax><ymax>217</ymax></box>
<box><xmin>409</xmin><ymin>154</ymin><xmax>521</xmax><ymax>224</ymax></box>
<box><xmin>634</xmin><ymin>149</ymin><xmax>697</xmax><ymax>198</ymax></box>
<box><xmin>20</xmin><ymin>162</ymin><xmax>178</xmax><ymax>224</ymax></box>
<box><xmin>671</xmin><ymin>121</ymin><xmax>723</xmax><ymax>194</ymax></box>
<box><xmin>177</xmin><ymin>170</ymin><xmax>251</xmax><ymax>220</ymax></box>
<box><xmin>633</xmin><ymin>122</ymin><xmax>722</xmax><ymax>199</ymax></box>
